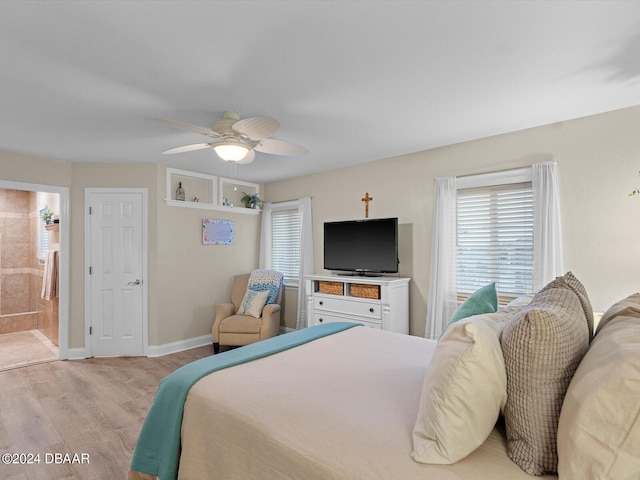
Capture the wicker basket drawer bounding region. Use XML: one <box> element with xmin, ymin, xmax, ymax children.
<box><xmin>318</xmin><ymin>281</ymin><xmax>344</xmax><ymax>295</ymax></box>
<box><xmin>351</xmin><ymin>283</ymin><xmax>380</xmax><ymax>299</ymax></box>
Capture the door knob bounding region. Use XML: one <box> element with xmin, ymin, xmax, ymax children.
<box><xmin>128</xmin><ymin>279</ymin><xmax>142</xmax><ymax>286</ymax></box>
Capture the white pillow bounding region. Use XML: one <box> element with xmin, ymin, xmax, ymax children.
<box><xmin>557</xmin><ymin>296</ymin><xmax>640</xmax><ymax>479</ymax></box>
<box><xmin>411</xmin><ymin>316</ymin><xmax>507</xmax><ymax>464</ymax></box>
<box><xmin>237</xmin><ymin>289</ymin><xmax>270</xmax><ymax>318</ymax></box>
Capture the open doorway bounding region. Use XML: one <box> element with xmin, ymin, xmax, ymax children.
<box><xmin>0</xmin><ymin>180</ymin><xmax>69</xmax><ymax>370</ymax></box>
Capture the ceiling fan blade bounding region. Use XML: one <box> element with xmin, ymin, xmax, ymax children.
<box><xmin>235</xmin><ymin>149</ymin><xmax>256</xmax><ymax>164</ymax></box>
<box><xmin>156</xmin><ymin>118</ymin><xmax>221</xmax><ymax>138</ymax></box>
<box><xmin>162</xmin><ymin>143</ymin><xmax>211</xmax><ymax>154</ymax></box>
<box><xmin>255</xmin><ymin>138</ymin><xmax>308</xmax><ymax>156</ymax></box>
<box><xmin>232</xmin><ymin>116</ymin><xmax>280</xmax><ymax>140</ymax></box>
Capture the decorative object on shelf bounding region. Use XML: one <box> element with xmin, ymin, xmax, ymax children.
<box><xmin>176</xmin><ymin>181</ymin><xmax>185</xmax><ymax>201</ymax></box>
<box><xmin>202</xmin><ymin>219</ymin><xmax>234</xmax><ymax>245</ymax></box>
<box><xmin>40</xmin><ymin>208</ymin><xmax>54</xmax><ymax>225</ymax></box>
<box><xmin>193</xmin><ymin>197</ymin><xmax>199</xmax><ymax>203</ymax></box>
<box><xmin>630</xmin><ymin>170</ymin><xmax>640</xmax><ymax>197</ymax></box>
<box><xmin>361</xmin><ymin>192</ymin><xmax>373</xmax><ymax>218</ymax></box>
<box><xmin>158</xmin><ymin>111</ymin><xmax>308</xmax><ymax>164</ymax></box>
<box><xmin>222</xmin><ymin>196</ymin><xmax>230</xmax><ymax>206</ymax></box>
<box><xmin>241</xmin><ymin>192</ymin><xmax>262</xmax><ymax>209</ymax></box>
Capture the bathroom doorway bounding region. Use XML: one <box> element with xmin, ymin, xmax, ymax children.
<box><xmin>0</xmin><ymin>181</ymin><xmax>69</xmax><ymax>371</ymax></box>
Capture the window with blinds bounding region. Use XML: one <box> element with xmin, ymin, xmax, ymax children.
<box><xmin>456</xmin><ymin>181</ymin><xmax>533</xmax><ymax>303</ymax></box>
<box><xmin>38</xmin><ymin>207</ymin><xmax>48</xmax><ymax>264</ymax></box>
<box><xmin>271</xmin><ymin>208</ymin><xmax>301</xmax><ymax>284</ymax></box>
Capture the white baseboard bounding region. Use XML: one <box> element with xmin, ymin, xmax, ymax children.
<box><xmin>66</xmin><ymin>348</ymin><xmax>89</xmax><ymax>360</ymax></box>
<box><xmin>146</xmin><ymin>334</ymin><xmax>212</xmax><ymax>357</ymax></box>
<box><xmin>67</xmin><ymin>331</ymin><xmax>300</xmax><ymax>360</ymax></box>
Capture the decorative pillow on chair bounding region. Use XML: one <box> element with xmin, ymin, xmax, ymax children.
<box><xmin>237</xmin><ymin>289</ymin><xmax>270</xmax><ymax>318</ymax></box>
<box><xmin>448</xmin><ymin>283</ymin><xmax>498</xmax><ymax>325</ymax></box>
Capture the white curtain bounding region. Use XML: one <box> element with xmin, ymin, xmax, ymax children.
<box><xmin>258</xmin><ymin>198</ymin><xmax>314</xmax><ymax>329</ymax></box>
<box><xmin>425</xmin><ymin>177</ymin><xmax>458</xmax><ymax>339</ymax></box>
<box><xmin>532</xmin><ymin>161</ymin><xmax>564</xmax><ymax>289</ymax></box>
<box><xmin>296</xmin><ymin>197</ymin><xmax>314</xmax><ymax>329</ymax></box>
<box><xmin>259</xmin><ymin>202</ymin><xmax>273</xmax><ymax>268</ymax></box>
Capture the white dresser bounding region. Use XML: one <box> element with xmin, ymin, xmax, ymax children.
<box><xmin>305</xmin><ymin>274</ymin><xmax>410</xmax><ymax>334</ymax></box>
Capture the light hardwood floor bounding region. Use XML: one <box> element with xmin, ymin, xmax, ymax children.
<box><xmin>0</xmin><ymin>346</ymin><xmax>213</xmax><ymax>480</ymax></box>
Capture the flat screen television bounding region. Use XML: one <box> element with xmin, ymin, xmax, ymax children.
<box><xmin>324</xmin><ymin>217</ymin><xmax>399</xmax><ymax>274</ymax></box>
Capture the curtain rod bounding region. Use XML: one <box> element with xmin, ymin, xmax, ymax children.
<box><xmin>269</xmin><ymin>196</ymin><xmax>313</xmax><ymax>204</ymax></box>
<box><xmin>435</xmin><ymin>160</ymin><xmax>558</xmax><ymax>181</ymax></box>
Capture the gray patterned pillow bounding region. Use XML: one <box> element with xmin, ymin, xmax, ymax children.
<box><xmin>544</xmin><ymin>271</ymin><xmax>594</xmax><ymax>341</ymax></box>
<box><xmin>501</xmin><ymin>286</ymin><xmax>589</xmax><ymax>475</ymax></box>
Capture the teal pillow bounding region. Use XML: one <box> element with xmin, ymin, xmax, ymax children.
<box><xmin>449</xmin><ymin>283</ymin><xmax>498</xmax><ymax>324</ymax></box>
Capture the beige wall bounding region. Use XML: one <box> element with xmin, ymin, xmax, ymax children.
<box><xmin>280</xmin><ymin>287</ymin><xmax>298</xmax><ymax>330</ymax></box>
<box><xmin>264</xmin><ymin>105</ymin><xmax>640</xmax><ymax>336</ymax></box>
<box><xmin>0</xmin><ymin>151</ymin><xmax>72</xmax><ymax>186</ymax></box>
<box><xmin>154</xmin><ymin>172</ymin><xmax>261</xmax><ymax>345</ymax></box>
<box><xmin>0</xmin><ymin>157</ymin><xmax>262</xmax><ymax>351</ymax></box>
<box><xmin>71</xmin><ymin>163</ymin><xmax>262</xmax><ymax>348</ymax></box>
<box><xmin>2</xmin><ymin>104</ymin><xmax>639</xmax><ymax>344</ymax></box>
<box><xmin>70</xmin><ymin>163</ymin><xmax>160</xmax><ymax>348</ymax></box>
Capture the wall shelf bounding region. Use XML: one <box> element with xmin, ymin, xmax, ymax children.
<box><xmin>165</xmin><ymin>168</ymin><xmax>261</xmax><ymax>214</ymax></box>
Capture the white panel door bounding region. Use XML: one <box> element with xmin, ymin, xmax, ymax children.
<box><xmin>89</xmin><ymin>191</ymin><xmax>145</xmax><ymax>356</ymax></box>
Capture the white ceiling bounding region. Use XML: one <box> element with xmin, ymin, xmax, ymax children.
<box><xmin>2</xmin><ymin>1</ymin><xmax>640</xmax><ymax>183</ymax></box>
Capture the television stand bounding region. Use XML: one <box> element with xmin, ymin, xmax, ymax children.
<box><xmin>304</xmin><ymin>274</ymin><xmax>410</xmax><ymax>333</ymax></box>
<box><xmin>339</xmin><ymin>272</ymin><xmax>382</xmax><ymax>277</ymax></box>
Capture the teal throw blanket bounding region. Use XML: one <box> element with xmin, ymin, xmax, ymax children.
<box><xmin>130</xmin><ymin>322</ymin><xmax>360</xmax><ymax>480</ymax></box>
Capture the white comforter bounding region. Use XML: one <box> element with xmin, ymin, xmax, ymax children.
<box><xmin>178</xmin><ymin>327</ymin><xmax>556</xmax><ymax>480</ymax></box>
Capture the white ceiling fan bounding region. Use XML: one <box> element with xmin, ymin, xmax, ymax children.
<box><xmin>158</xmin><ymin>111</ymin><xmax>308</xmax><ymax>164</ymax></box>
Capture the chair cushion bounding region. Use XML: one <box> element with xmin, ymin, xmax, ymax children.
<box><xmin>237</xmin><ymin>289</ymin><xmax>270</xmax><ymax>318</ymax></box>
<box><xmin>219</xmin><ymin>314</ymin><xmax>263</xmax><ymax>334</ymax></box>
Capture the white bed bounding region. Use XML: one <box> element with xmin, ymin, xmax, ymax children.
<box><xmin>177</xmin><ymin>326</ymin><xmax>556</xmax><ymax>480</ymax></box>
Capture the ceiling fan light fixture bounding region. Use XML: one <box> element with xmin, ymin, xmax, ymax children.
<box><xmin>213</xmin><ymin>141</ymin><xmax>249</xmax><ymax>162</ymax></box>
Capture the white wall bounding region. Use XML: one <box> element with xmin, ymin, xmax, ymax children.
<box><xmin>264</xmin><ymin>105</ymin><xmax>640</xmax><ymax>336</ymax></box>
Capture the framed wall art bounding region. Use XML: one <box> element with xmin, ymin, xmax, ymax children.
<box><xmin>202</xmin><ymin>219</ymin><xmax>234</xmax><ymax>245</ymax></box>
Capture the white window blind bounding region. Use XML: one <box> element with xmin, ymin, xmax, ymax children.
<box><xmin>38</xmin><ymin>207</ymin><xmax>48</xmax><ymax>263</ymax></box>
<box><xmin>456</xmin><ymin>181</ymin><xmax>533</xmax><ymax>302</ymax></box>
<box><xmin>271</xmin><ymin>208</ymin><xmax>301</xmax><ymax>282</ymax></box>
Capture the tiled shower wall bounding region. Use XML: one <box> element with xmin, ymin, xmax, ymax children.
<box><xmin>0</xmin><ymin>189</ymin><xmax>57</xmax><ymax>345</ymax></box>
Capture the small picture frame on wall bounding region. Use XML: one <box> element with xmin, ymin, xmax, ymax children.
<box><xmin>202</xmin><ymin>219</ymin><xmax>234</xmax><ymax>245</ymax></box>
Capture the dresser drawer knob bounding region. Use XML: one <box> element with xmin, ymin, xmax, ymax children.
<box><xmin>369</xmin><ymin>307</ymin><xmax>374</xmax><ymax>313</ymax></box>
<box><xmin>319</xmin><ymin>301</ymin><xmax>323</xmax><ymax>306</ymax></box>
<box><xmin>319</xmin><ymin>318</ymin><xmax>323</xmax><ymax>323</ymax></box>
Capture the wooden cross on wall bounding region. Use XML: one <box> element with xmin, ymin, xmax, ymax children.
<box><xmin>361</xmin><ymin>192</ymin><xmax>373</xmax><ymax>218</ymax></box>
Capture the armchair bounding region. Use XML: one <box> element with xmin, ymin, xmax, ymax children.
<box><xmin>212</xmin><ymin>271</ymin><xmax>283</xmax><ymax>354</ymax></box>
